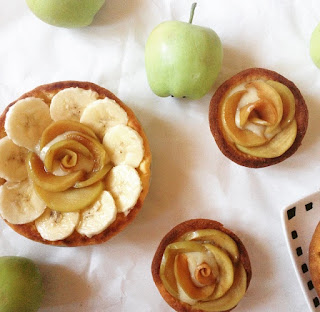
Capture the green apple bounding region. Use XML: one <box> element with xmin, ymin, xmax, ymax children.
<box><xmin>0</xmin><ymin>256</ymin><xmax>44</xmax><ymax>312</ymax></box>
<box><xmin>26</xmin><ymin>0</ymin><xmax>105</xmax><ymax>28</ymax></box>
<box><xmin>310</xmin><ymin>22</ymin><xmax>320</xmax><ymax>68</ymax></box>
<box><xmin>145</xmin><ymin>3</ymin><xmax>223</xmax><ymax>99</ymax></box>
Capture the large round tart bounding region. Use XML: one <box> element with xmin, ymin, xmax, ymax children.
<box><xmin>0</xmin><ymin>81</ymin><xmax>151</xmax><ymax>246</ymax></box>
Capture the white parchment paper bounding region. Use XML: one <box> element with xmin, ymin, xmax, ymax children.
<box><xmin>1</xmin><ymin>1</ymin><xmax>320</xmax><ymax>311</ymax></box>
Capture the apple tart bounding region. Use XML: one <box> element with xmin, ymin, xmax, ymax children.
<box><xmin>209</xmin><ymin>68</ymin><xmax>308</xmax><ymax>168</ymax></box>
<box><xmin>151</xmin><ymin>219</ymin><xmax>252</xmax><ymax>312</ymax></box>
<box><xmin>309</xmin><ymin>222</ymin><xmax>320</xmax><ymax>297</ymax></box>
<box><xmin>0</xmin><ymin>81</ymin><xmax>151</xmax><ymax>246</ymax></box>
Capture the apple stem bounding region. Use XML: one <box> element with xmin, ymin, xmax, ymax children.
<box><xmin>188</xmin><ymin>3</ymin><xmax>197</xmax><ymax>24</ymax></box>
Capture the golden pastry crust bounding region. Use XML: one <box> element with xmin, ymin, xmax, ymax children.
<box><xmin>209</xmin><ymin>68</ymin><xmax>308</xmax><ymax>168</ymax></box>
<box><xmin>151</xmin><ymin>219</ymin><xmax>252</xmax><ymax>312</ymax></box>
<box><xmin>0</xmin><ymin>81</ymin><xmax>151</xmax><ymax>246</ymax></box>
<box><xmin>309</xmin><ymin>222</ymin><xmax>320</xmax><ymax>297</ymax></box>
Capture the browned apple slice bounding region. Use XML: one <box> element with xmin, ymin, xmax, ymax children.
<box><xmin>239</xmin><ymin>100</ymin><xmax>277</xmax><ymax>127</ymax></box>
<box><xmin>236</xmin><ymin>119</ymin><xmax>297</xmax><ymax>158</ymax></box>
<box><xmin>44</xmin><ymin>139</ymin><xmax>92</xmax><ymax>172</ymax></box>
<box><xmin>40</xmin><ymin>120</ymin><xmax>98</xmax><ymax>149</ymax></box>
<box><xmin>204</xmin><ymin>244</ymin><xmax>234</xmax><ymax>300</ymax></box>
<box><xmin>181</xmin><ymin>229</ymin><xmax>239</xmax><ymax>264</ymax></box>
<box><xmin>193</xmin><ymin>262</ymin><xmax>247</xmax><ymax>312</ymax></box>
<box><xmin>160</xmin><ymin>241</ymin><xmax>207</xmax><ymax>298</ymax></box>
<box><xmin>64</xmin><ymin>132</ymin><xmax>108</xmax><ymax>171</ymax></box>
<box><xmin>33</xmin><ymin>181</ymin><xmax>104</xmax><ymax>212</ymax></box>
<box><xmin>26</xmin><ymin>152</ymin><xmax>84</xmax><ymax>192</ymax></box>
<box><xmin>222</xmin><ymin>91</ymin><xmax>267</xmax><ymax>147</ymax></box>
<box><xmin>266</xmin><ymin>80</ymin><xmax>295</xmax><ymax>128</ymax></box>
<box><xmin>246</xmin><ymin>80</ymin><xmax>283</xmax><ymax>135</ymax></box>
<box><xmin>74</xmin><ymin>163</ymin><xmax>112</xmax><ymax>188</ymax></box>
<box><xmin>174</xmin><ymin>254</ymin><xmax>215</xmax><ymax>300</ymax></box>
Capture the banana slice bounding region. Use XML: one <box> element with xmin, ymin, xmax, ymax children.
<box><xmin>35</xmin><ymin>208</ymin><xmax>80</xmax><ymax>241</ymax></box>
<box><xmin>50</xmin><ymin>87</ymin><xmax>99</xmax><ymax>122</ymax></box>
<box><xmin>103</xmin><ymin>124</ymin><xmax>144</xmax><ymax>167</ymax></box>
<box><xmin>5</xmin><ymin>97</ymin><xmax>52</xmax><ymax>151</ymax></box>
<box><xmin>80</xmin><ymin>98</ymin><xmax>129</xmax><ymax>139</ymax></box>
<box><xmin>0</xmin><ymin>136</ymin><xmax>28</xmax><ymax>182</ymax></box>
<box><xmin>105</xmin><ymin>165</ymin><xmax>142</xmax><ymax>214</ymax></box>
<box><xmin>0</xmin><ymin>179</ymin><xmax>46</xmax><ymax>224</ymax></box>
<box><xmin>76</xmin><ymin>191</ymin><xmax>117</xmax><ymax>237</ymax></box>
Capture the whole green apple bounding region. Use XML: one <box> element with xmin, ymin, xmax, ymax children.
<box><xmin>26</xmin><ymin>0</ymin><xmax>105</xmax><ymax>28</ymax></box>
<box><xmin>0</xmin><ymin>256</ymin><xmax>44</xmax><ymax>312</ymax></box>
<box><xmin>310</xmin><ymin>22</ymin><xmax>320</xmax><ymax>68</ymax></box>
<box><xmin>145</xmin><ymin>3</ymin><xmax>223</xmax><ymax>99</ymax></box>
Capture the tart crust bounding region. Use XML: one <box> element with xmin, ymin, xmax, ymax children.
<box><xmin>309</xmin><ymin>222</ymin><xmax>320</xmax><ymax>297</ymax></box>
<box><xmin>209</xmin><ymin>68</ymin><xmax>308</xmax><ymax>168</ymax></box>
<box><xmin>151</xmin><ymin>219</ymin><xmax>252</xmax><ymax>312</ymax></box>
<box><xmin>0</xmin><ymin>81</ymin><xmax>151</xmax><ymax>246</ymax></box>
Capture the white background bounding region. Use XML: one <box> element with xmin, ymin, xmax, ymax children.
<box><xmin>1</xmin><ymin>0</ymin><xmax>320</xmax><ymax>311</ymax></box>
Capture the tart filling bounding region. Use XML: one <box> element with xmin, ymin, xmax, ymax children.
<box><xmin>221</xmin><ymin>79</ymin><xmax>296</xmax><ymax>158</ymax></box>
<box><xmin>0</xmin><ymin>84</ymin><xmax>150</xmax><ymax>244</ymax></box>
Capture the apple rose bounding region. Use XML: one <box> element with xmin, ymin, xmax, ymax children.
<box><xmin>222</xmin><ymin>79</ymin><xmax>297</xmax><ymax>158</ymax></box>
<box><xmin>152</xmin><ymin>219</ymin><xmax>251</xmax><ymax>312</ymax></box>
<box><xmin>26</xmin><ymin>120</ymin><xmax>112</xmax><ymax>212</ymax></box>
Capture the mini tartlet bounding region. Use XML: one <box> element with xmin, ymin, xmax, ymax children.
<box><xmin>0</xmin><ymin>81</ymin><xmax>151</xmax><ymax>246</ymax></box>
<box><xmin>151</xmin><ymin>219</ymin><xmax>251</xmax><ymax>312</ymax></box>
<box><xmin>209</xmin><ymin>68</ymin><xmax>308</xmax><ymax>168</ymax></box>
<box><xmin>309</xmin><ymin>222</ymin><xmax>320</xmax><ymax>297</ymax></box>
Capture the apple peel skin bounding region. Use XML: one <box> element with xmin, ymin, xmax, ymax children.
<box><xmin>26</xmin><ymin>0</ymin><xmax>105</xmax><ymax>28</ymax></box>
<box><xmin>310</xmin><ymin>22</ymin><xmax>320</xmax><ymax>69</ymax></box>
<box><xmin>145</xmin><ymin>21</ymin><xmax>223</xmax><ymax>100</ymax></box>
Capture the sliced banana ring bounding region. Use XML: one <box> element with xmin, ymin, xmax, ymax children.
<box><xmin>103</xmin><ymin>124</ymin><xmax>144</xmax><ymax>168</ymax></box>
<box><xmin>35</xmin><ymin>208</ymin><xmax>80</xmax><ymax>241</ymax></box>
<box><xmin>5</xmin><ymin>97</ymin><xmax>52</xmax><ymax>151</ymax></box>
<box><xmin>76</xmin><ymin>191</ymin><xmax>117</xmax><ymax>238</ymax></box>
<box><xmin>105</xmin><ymin>165</ymin><xmax>142</xmax><ymax>214</ymax></box>
<box><xmin>0</xmin><ymin>136</ymin><xmax>29</xmax><ymax>182</ymax></box>
<box><xmin>50</xmin><ymin>87</ymin><xmax>99</xmax><ymax>122</ymax></box>
<box><xmin>0</xmin><ymin>179</ymin><xmax>46</xmax><ymax>224</ymax></box>
<box><xmin>80</xmin><ymin>98</ymin><xmax>129</xmax><ymax>139</ymax></box>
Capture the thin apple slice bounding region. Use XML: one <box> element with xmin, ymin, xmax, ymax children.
<box><xmin>181</xmin><ymin>229</ymin><xmax>239</xmax><ymax>264</ymax></box>
<box><xmin>222</xmin><ymin>91</ymin><xmax>267</xmax><ymax>147</ymax></box>
<box><xmin>174</xmin><ymin>254</ymin><xmax>215</xmax><ymax>300</ymax></box>
<box><xmin>40</xmin><ymin>120</ymin><xmax>98</xmax><ymax>149</ymax></box>
<box><xmin>193</xmin><ymin>263</ymin><xmax>247</xmax><ymax>312</ymax></box>
<box><xmin>64</xmin><ymin>132</ymin><xmax>108</xmax><ymax>171</ymax></box>
<box><xmin>33</xmin><ymin>181</ymin><xmax>104</xmax><ymax>212</ymax></box>
<box><xmin>236</xmin><ymin>119</ymin><xmax>297</xmax><ymax>158</ymax></box>
<box><xmin>266</xmin><ymin>80</ymin><xmax>295</xmax><ymax>128</ymax></box>
<box><xmin>160</xmin><ymin>241</ymin><xmax>206</xmax><ymax>298</ymax></box>
<box><xmin>26</xmin><ymin>152</ymin><xmax>84</xmax><ymax>192</ymax></box>
<box><xmin>74</xmin><ymin>163</ymin><xmax>112</xmax><ymax>188</ymax></box>
<box><xmin>204</xmin><ymin>244</ymin><xmax>234</xmax><ymax>300</ymax></box>
<box><xmin>240</xmin><ymin>99</ymin><xmax>277</xmax><ymax>127</ymax></box>
<box><xmin>44</xmin><ymin>139</ymin><xmax>92</xmax><ymax>172</ymax></box>
<box><xmin>246</xmin><ymin>80</ymin><xmax>283</xmax><ymax>135</ymax></box>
